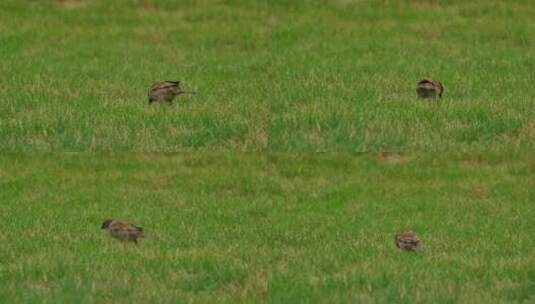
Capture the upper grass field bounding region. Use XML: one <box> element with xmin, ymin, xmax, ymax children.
<box><xmin>0</xmin><ymin>153</ymin><xmax>533</xmax><ymax>303</ymax></box>
<box><xmin>1</xmin><ymin>0</ymin><xmax>534</xmax><ymax>151</ymax></box>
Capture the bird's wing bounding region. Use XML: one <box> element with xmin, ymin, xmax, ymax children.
<box><xmin>150</xmin><ymin>81</ymin><xmax>179</xmax><ymax>92</ymax></box>
<box><xmin>164</xmin><ymin>80</ymin><xmax>180</xmax><ymax>85</ymax></box>
<box><xmin>417</xmin><ymin>79</ymin><xmax>433</xmax><ymax>86</ymax></box>
<box><xmin>124</xmin><ymin>224</ymin><xmax>143</xmax><ymax>237</ymax></box>
<box><xmin>418</xmin><ymin>78</ymin><xmax>442</xmax><ymax>88</ymax></box>
<box><xmin>109</xmin><ymin>221</ymin><xmax>126</xmax><ymax>232</ymax></box>
<box><xmin>110</xmin><ymin>225</ymin><xmax>141</xmax><ymax>239</ymax></box>
<box><xmin>399</xmin><ymin>231</ymin><xmax>419</xmax><ymax>241</ymax></box>
<box><xmin>109</xmin><ymin>226</ymin><xmax>124</xmax><ymax>234</ymax></box>
<box><xmin>404</xmin><ymin>238</ymin><xmax>419</xmax><ymax>245</ymax></box>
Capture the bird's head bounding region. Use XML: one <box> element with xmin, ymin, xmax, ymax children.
<box><xmin>101</xmin><ymin>219</ymin><xmax>114</xmax><ymax>229</ymax></box>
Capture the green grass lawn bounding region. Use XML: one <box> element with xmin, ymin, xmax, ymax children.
<box><xmin>0</xmin><ymin>153</ymin><xmax>533</xmax><ymax>303</ymax></box>
<box><xmin>1</xmin><ymin>0</ymin><xmax>534</xmax><ymax>151</ymax></box>
<box><xmin>1</xmin><ymin>1</ymin><xmax>534</xmax><ymax>303</ymax></box>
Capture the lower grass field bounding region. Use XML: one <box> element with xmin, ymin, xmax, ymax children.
<box><xmin>1</xmin><ymin>153</ymin><xmax>533</xmax><ymax>302</ymax></box>
<box><xmin>1</xmin><ymin>0</ymin><xmax>534</xmax><ymax>151</ymax></box>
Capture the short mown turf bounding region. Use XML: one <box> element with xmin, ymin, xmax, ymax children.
<box><xmin>0</xmin><ymin>153</ymin><xmax>533</xmax><ymax>302</ymax></box>
<box><xmin>1</xmin><ymin>0</ymin><xmax>534</xmax><ymax>151</ymax></box>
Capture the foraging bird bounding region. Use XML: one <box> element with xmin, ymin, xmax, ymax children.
<box><xmin>101</xmin><ymin>219</ymin><xmax>143</xmax><ymax>244</ymax></box>
<box><xmin>148</xmin><ymin>80</ymin><xmax>194</xmax><ymax>104</ymax></box>
<box><xmin>416</xmin><ymin>78</ymin><xmax>443</xmax><ymax>99</ymax></box>
<box><xmin>395</xmin><ymin>230</ymin><xmax>421</xmax><ymax>252</ymax></box>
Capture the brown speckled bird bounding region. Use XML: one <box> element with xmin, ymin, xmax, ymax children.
<box><xmin>395</xmin><ymin>230</ymin><xmax>421</xmax><ymax>252</ymax></box>
<box><xmin>148</xmin><ymin>80</ymin><xmax>194</xmax><ymax>104</ymax></box>
<box><xmin>101</xmin><ymin>219</ymin><xmax>143</xmax><ymax>244</ymax></box>
<box><xmin>416</xmin><ymin>78</ymin><xmax>443</xmax><ymax>99</ymax></box>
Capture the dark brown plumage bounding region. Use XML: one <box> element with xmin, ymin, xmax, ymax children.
<box><xmin>148</xmin><ymin>80</ymin><xmax>194</xmax><ymax>104</ymax></box>
<box><xmin>416</xmin><ymin>78</ymin><xmax>443</xmax><ymax>99</ymax></box>
<box><xmin>101</xmin><ymin>219</ymin><xmax>143</xmax><ymax>244</ymax></box>
<box><xmin>395</xmin><ymin>230</ymin><xmax>421</xmax><ymax>252</ymax></box>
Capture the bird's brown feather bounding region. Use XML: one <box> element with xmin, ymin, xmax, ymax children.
<box><xmin>417</xmin><ymin>78</ymin><xmax>443</xmax><ymax>98</ymax></box>
<box><xmin>102</xmin><ymin>219</ymin><xmax>143</xmax><ymax>243</ymax></box>
<box><xmin>395</xmin><ymin>230</ymin><xmax>421</xmax><ymax>252</ymax></box>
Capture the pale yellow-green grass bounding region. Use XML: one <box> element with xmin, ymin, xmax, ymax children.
<box><xmin>1</xmin><ymin>0</ymin><xmax>534</xmax><ymax>151</ymax></box>
<box><xmin>0</xmin><ymin>153</ymin><xmax>533</xmax><ymax>303</ymax></box>
<box><xmin>1</xmin><ymin>1</ymin><xmax>534</xmax><ymax>303</ymax></box>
